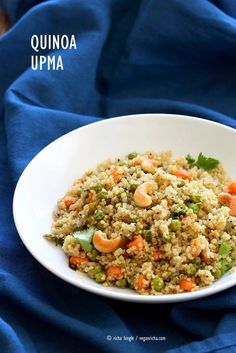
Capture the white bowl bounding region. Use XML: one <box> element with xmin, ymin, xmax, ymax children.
<box><xmin>13</xmin><ymin>114</ymin><xmax>236</xmax><ymax>303</ymax></box>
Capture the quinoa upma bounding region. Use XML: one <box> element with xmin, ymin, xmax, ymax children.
<box><xmin>45</xmin><ymin>151</ymin><xmax>236</xmax><ymax>295</ymax></box>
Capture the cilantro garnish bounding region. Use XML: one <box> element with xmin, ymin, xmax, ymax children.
<box><xmin>186</xmin><ymin>154</ymin><xmax>195</xmax><ymax>166</ymax></box>
<box><xmin>186</xmin><ymin>153</ymin><xmax>219</xmax><ymax>171</ymax></box>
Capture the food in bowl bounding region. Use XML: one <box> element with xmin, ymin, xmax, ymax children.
<box><xmin>45</xmin><ymin>150</ymin><xmax>236</xmax><ymax>295</ymax></box>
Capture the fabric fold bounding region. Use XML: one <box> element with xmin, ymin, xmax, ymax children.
<box><xmin>1</xmin><ymin>1</ymin><xmax>236</xmax><ymax>352</ymax></box>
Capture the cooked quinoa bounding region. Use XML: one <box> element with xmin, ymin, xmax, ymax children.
<box><xmin>45</xmin><ymin>151</ymin><xmax>236</xmax><ymax>295</ymax></box>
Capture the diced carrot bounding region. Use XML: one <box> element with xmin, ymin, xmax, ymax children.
<box><xmin>179</xmin><ymin>278</ymin><xmax>195</xmax><ymax>292</ymax></box>
<box><xmin>106</xmin><ymin>266</ymin><xmax>122</xmax><ymax>278</ymax></box>
<box><xmin>69</xmin><ymin>256</ymin><xmax>89</xmax><ymax>266</ymax></box>
<box><xmin>64</xmin><ymin>198</ymin><xmax>76</xmax><ymax>208</ymax></box>
<box><xmin>201</xmin><ymin>252</ymin><xmax>211</xmax><ymax>264</ymax></box>
<box><xmin>152</xmin><ymin>250</ymin><xmax>163</xmax><ymax>261</ymax></box>
<box><xmin>112</xmin><ymin>168</ymin><xmax>126</xmax><ymax>183</ymax></box>
<box><xmin>228</xmin><ymin>182</ymin><xmax>236</xmax><ymax>195</ymax></box>
<box><xmin>127</xmin><ymin>235</ymin><xmax>145</xmax><ymax>253</ymax></box>
<box><xmin>173</xmin><ymin>170</ymin><xmax>192</xmax><ymax>181</ymax></box>
<box><xmin>219</xmin><ymin>193</ymin><xmax>236</xmax><ymax>216</ymax></box>
<box><xmin>229</xmin><ymin>197</ymin><xmax>236</xmax><ymax>216</ymax></box>
<box><xmin>191</xmin><ymin>239</ymin><xmax>200</xmax><ymax>257</ymax></box>
<box><xmin>131</xmin><ymin>160</ymin><xmax>142</xmax><ymax>167</ymax></box>
<box><xmin>73</xmin><ymin>178</ymin><xmax>84</xmax><ymax>185</ymax></box>
<box><xmin>88</xmin><ymin>190</ymin><xmax>95</xmax><ymax>202</ymax></box>
<box><xmin>136</xmin><ymin>274</ymin><xmax>148</xmax><ymax>290</ymax></box>
<box><xmin>219</xmin><ymin>192</ymin><xmax>231</xmax><ymax>206</ymax></box>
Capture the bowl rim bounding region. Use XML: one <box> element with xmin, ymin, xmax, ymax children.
<box><xmin>13</xmin><ymin>113</ymin><xmax>236</xmax><ymax>303</ymax></box>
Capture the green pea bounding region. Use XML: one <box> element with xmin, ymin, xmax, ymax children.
<box><xmin>220</xmin><ymin>259</ymin><xmax>232</xmax><ymax>276</ymax></box>
<box><xmin>213</xmin><ymin>268</ymin><xmax>222</xmax><ymax>279</ymax></box>
<box><xmin>88</xmin><ymin>264</ymin><xmax>102</xmax><ymax>278</ymax></box>
<box><xmin>190</xmin><ymin>194</ymin><xmax>201</xmax><ymax>203</ymax></box>
<box><xmin>177</xmin><ymin>180</ymin><xmax>185</xmax><ymax>187</ymax></box>
<box><xmin>128</xmin><ymin>152</ymin><xmax>137</xmax><ymax>160</ymax></box>
<box><xmin>116</xmin><ymin>279</ymin><xmax>127</xmax><ymax>288</ymax></box>
<box><xmin>88</xmin><ymin>201</ymin><xmax>98</xmax><ymax>213</ymax></box>
<box><xmin>226</xmin><ymin>217</ymin><xmax>236</xmax><ymax>233</ymax></box>
<box><xmin>119</xmin><ymin>160</ymin><xmax>128</xmax><ymax>166</ymax></box>
<box><xmin>152</xmin><ymin>277</ymin><xmax>164</xmax><ymax>291</ymax></box>
<box><xmin>160</xmin><ymin>259</ymin><xmax>167</xmax><ymax>265</ymax></box>
<box><xmin>125</xmin><ymin>218</ymin><xmax>135</xmax><ymax>225</ymax></box>
<box><xmin>94</xmin><ymin>210</ymin><xmax>105</xmax><ymax>221</ymax></box>
<box><xmin>143</xmin><ymin>229</ymin><xmax>152</xmax><ymax>241</ymax></box>
<box><xmin>185</xmin><ymin>264</ymin><xmax>197</xmax><ymax>276</ymax></box>
<box><xmin>162</xmin><ymin>234</ymin><xmax>172</xmax><ymax>243</ymax></box>
<box><xmin>93</xmin><ymin>184</ymin><xmax>103</xmax><ymax>193</ymax></box>
<box><xmin>88</xmin><ymin>249</ymin><xmax>99</xmax><ymax>261</ymax></box>
<box><xmin>95</xmin><ymin>272</ymin><xmax>106</xmax><ymax>283</ymax></box>
<box><xmin>188</xmin><ymin>203</ymin><xmax>199</xmax><ymax>214</ymax></box>
<box><xmin>219</xmin><ymin>242</ymin><xmax>232</xmax><ymax>257</ymax></box>
<box><xmin>97</xmin><ymin>191</ymin><xmax>108</xmax><ymax>200</ymax></box>
<box><xmin>170</xmin><ymin>219</ymin><xmax>181</xmax><ymax>232</ymax></box>
<box><xmin>127</xmin><ymin>275</ymin><xmax>134</xmax><ymax>289</ymax></box>
<box><xmin>192</xmin><ymin>257</ymin><xmax>201</xmax><ymax>266</ymax></box>
<box><xmin>130</xmin><ymin>183</ymin><xmax>138</xmax><ymax>192</ymax></box>
<box><xmin>97</xmin><ymin>220</ymin><xmax>106</xmax><ymax>230</ymax></box>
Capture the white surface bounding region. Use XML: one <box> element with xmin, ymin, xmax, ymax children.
<box><xmin>13</xmin><ymin>114</ymin><xmax>236</xmax><ymax>303</ymax></box>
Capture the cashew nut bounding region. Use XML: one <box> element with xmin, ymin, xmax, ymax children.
<box><xmin>93</xmin><ymin>230</ymin><xmax>122</xmax><ymax>253</ymax></box>
<box><xmin>133</xmin><ymin>181</ymin><xmax>154</xmax><ymax>207</ymax></box>
<box><xmin>141</xmin><ymin>159</ymin><xmax>159</xmax><ymax>173</ymax></box>
<box><xmin>219</xmin><ymin>192</ymin><xmax>236</xmax><ymax>216</ymax></box>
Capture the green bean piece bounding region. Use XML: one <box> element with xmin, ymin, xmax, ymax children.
<box><xmin>152</xmin><ymin>277</ymin><xmax>164</xmax><ymax>291</ymax></box>
<box><xmin>213</xmin><ymin>268</ymin><xmax>222</xmax><ymax>279</ymax></box>
<box><xmin>219</xmin><ymin>242</ymin><xmax>232</xmax><ymax>257</ymax></box>
<box><xmin>220</xmin><ymin>259</ymin><xmax>232</xmax><ymax>276</ymax></box>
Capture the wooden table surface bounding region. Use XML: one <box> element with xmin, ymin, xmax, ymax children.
<box><xmin>0</xmin><ymin>9</ymin><xmax>11</xmax><ymax>35</ymax></box>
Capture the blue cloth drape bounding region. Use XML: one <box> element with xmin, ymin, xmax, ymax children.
<box><xmin>1</xmin><ymin>1</ymin><xmax>236</xmax><ymax>352</ymax></box>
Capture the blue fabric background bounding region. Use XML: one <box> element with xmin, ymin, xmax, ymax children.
<box><xmin>1</xmin><ymin>0</ymin><xmax>236</xmax><ymax>352</ymax></box>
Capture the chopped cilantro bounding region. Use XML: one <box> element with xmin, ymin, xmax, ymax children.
<box><xmin>186</xmin><ymin>154</ymin><xmax>195</xmax><ymax>165</ymax></box>
<box><xmin>73</xmin><ymin>226</ymin><xmax>96</xmax><ymax>252</ymax></box>
<box><xmin>186</xmin><ymin>153</ymin><xmax>219</xmax><ymax>171</ymax></box>
<box><xmin>43</xmin><ymin>234</ymin><xmax>64</xmax><ymax>246</ymax></box>
<box><xmin>171</xmin><ymin>209</ymin><xmax>187</xmax><ymax>218</ymax></box>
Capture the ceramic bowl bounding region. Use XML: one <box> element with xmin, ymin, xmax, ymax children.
<box><xmin>13</xmin><ymin>114</ymin><xmax>236</xmax><ymax>302</ymax></box>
